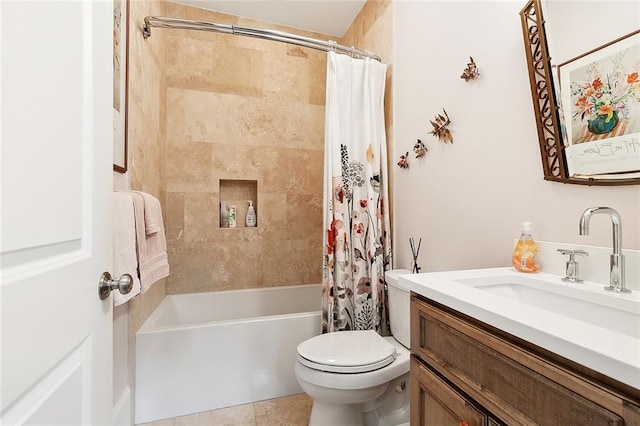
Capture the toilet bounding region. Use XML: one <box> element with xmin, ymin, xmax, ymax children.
<box><xmin>295</xmin><ymin>269</ymin><xmax>412</xmax><ymax>426</ymax></box>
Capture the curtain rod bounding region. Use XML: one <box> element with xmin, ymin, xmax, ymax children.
<box><xmin>142</xmin><ymin>16</ymin><xmax>382</xmax><ymax>62</ymax></box>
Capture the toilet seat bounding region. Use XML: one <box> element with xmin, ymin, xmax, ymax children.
<box><xmin>297</xmin><ymin>330</ymin><xmax>397</xmax><ymax>373</ymax></box>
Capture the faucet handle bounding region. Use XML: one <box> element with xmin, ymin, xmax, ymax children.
<box><xmin>557</xmin><ymin>249</ymin><xmax>588</xmax><ymax>257</ymax></box>
<box><xmin>557</xmin><ymin>249</ymin><xmax>588</xmax><ymax>283</ymax></box>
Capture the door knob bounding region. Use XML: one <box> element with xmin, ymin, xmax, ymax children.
<box><xmin>99</xmin><ymin>272</ymin><xmax>133</xmax><ymax>300</ymax></box>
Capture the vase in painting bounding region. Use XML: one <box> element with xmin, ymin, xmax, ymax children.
<box><xmin>587</xmin><ymin>111</ymin><xmax>619</xmax><ymax>135</ymax></box>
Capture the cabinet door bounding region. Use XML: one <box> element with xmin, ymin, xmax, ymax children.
<box><xmin>411</xmin><ymin>356</ymin><xmax>487</xmax><ymax>426</ymax></box>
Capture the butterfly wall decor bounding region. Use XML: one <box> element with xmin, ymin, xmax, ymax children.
<box><xmin>429</xmin><ymin>109</ymin><xmax>453</xmax><ymax>144</ymax></box>
<box><xmin>413</xmin><ymin>139</ymin><xmax>428</xmax><ymax>158</ymax></box>
<box><xmin>397</xmin><ymin>152</ymin><xmax>409</xmax><ymax>169</ymax></box>
<box><xmin>460</xmin><ymin>56</ymin><xmax>479</xmax><ymax>82</ymax></box>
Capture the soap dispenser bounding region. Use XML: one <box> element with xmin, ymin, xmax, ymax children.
<box><xmin>246</xmin><ymin>201</ymin><xmax>257</xmax><ymax>227</ymax></box>
<box><xmin>512</xmin><ymin>222</ymin><xmax>539</xmax><ymax>273</ymax></box>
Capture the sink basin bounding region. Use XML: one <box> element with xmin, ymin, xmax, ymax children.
<box><xmin>400</xmin><ymin>267</ymin><xmax>640</xmax><ymax>390</ymax></box>
<box><xmin>455</xmin><ymin>275</ymin><xmax>640</xmax><ymax>339</ymax></box>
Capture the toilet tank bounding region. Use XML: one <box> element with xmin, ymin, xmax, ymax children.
<box><xmin>385</xmin><ymin>269</ymin><xmax>412</xmax><ymax>348</ymax></box>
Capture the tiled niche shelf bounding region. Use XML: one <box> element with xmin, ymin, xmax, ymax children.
<box><xmin>219</xmin><ymin>179</ymin><xmax>258</xmax><ymax>228</ymax></box>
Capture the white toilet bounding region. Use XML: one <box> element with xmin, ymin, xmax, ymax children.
<box><xmin>295</xmin><ymin>269</ymin><xmax>412</xmax><ymax>426</ymax></box>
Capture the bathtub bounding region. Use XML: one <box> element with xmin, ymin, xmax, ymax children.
<box><xmin>134</xmin><ymin>284</ymin><xmax>321</xmax><ymax>424</ymax></box>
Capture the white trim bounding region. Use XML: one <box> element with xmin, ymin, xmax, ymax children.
<box><xmin>112</xmin><ymin>387</ymin><xmax>132</xmax><ymax>426</ymax></box>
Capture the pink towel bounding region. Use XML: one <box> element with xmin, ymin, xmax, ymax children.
<box><xmin>128</xmin><ymin>191</ymin><xmax>170</xmax><ymax>292</ymax></box>
<box><xmin>131</xmin><ymin>190</ymin><xmax>162</xmax><ymax>235</ymax></box>
<box><xmin>112</xmin><ymin>192</ymin><xmax>142</xmax><ymax>305</ymax></box>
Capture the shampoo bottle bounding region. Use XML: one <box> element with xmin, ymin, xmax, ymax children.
<box><xmin>512</xmin><ymin>222</ymin><xmax>539</xmax><ymax>273</ymax></box>
<box><xmin>228</xmin><ymin>205</ymin><xmax>237</xmax><ymax>228</ymax></box>
<box><xmin>246</xmin><ymin>201</ymin><xmax>257</xmax><ymax>227</ymax></box>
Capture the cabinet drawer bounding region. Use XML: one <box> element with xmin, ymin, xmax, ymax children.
<box><xmin>411</xmin><ymin>356</ymin><xmax>487</xmax><ymax>426</ymax></box>
<box><xmin>411</xmin><ymin>295</ymin><xmax>624</xmax><ymax>426</ymax></box>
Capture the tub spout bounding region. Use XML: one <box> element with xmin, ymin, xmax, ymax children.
<box><xmin>579</xmin><ymin>207</ymin><xmax>629</xmax><ymax>293</ymax></box>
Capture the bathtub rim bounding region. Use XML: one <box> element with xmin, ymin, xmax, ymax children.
<box><xmin>138</xmin><ymin>310</ymin><xmax>321</xmax><ymax>334</ymax></box>
<box><xmin>137</xmin><ymin>283</ymin><xmax>322</xmax><ymax>334</ymax></box>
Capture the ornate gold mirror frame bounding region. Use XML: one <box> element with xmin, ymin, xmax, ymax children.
<box><xmin>519</xmin><ymin>0</ymin><xmax>639</xmax><ymax>186</ymax></box>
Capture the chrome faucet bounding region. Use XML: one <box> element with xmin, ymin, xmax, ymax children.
<box><xmin>578</xmin><ymin>207</ymin><xmax>629</xmax><ymax>293</ymax></box>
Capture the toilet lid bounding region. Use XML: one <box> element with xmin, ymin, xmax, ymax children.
<box><xmin>297</xmin><ymin>330</ymin><xmax>397</xmax><ymax>373</ymax></box>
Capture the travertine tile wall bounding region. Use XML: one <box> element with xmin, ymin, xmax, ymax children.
<box><xmin>128</xmin><ymin>0</ymin><xmax>168</xmax><ymax>333</ymax></box>
<box><xmin>125</xmin><ymin>0</ymin><xmax>392</xmax><ymax>299</ymax></box>
<box><xmin>164</xmin><ymin>3</ymin><xmax>327</xmax><ymax>293</ymax></box>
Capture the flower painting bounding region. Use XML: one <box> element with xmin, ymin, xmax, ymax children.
<box><xmin>564</xmin><ymin>40</ymin><xmax>639</xmax><ymax>144</ymax></box>
<box><xmin>573</xmin><ymin>72</ymin><xmax>639</xmax><ymax>135</ymax></box>
<box><xmin>559</xmin><ymin>30</ymin><xmax>640</xmax><ymax>177</ymax></box>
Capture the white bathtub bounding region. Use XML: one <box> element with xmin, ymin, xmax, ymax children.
<box><xmin>134</xmin><ymin>284</ymin><xmax>321</xmax><ymax>424</ymax></box>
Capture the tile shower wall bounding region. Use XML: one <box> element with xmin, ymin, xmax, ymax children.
<box><xmin>164</xmin><ymin>3</ymin><xmax>326</xmax><ymax>293</ymax></box>
<box><xmin>128</xmin><ymin>0</ymin><xmax>168</xmax><ymax>332</ymax></box>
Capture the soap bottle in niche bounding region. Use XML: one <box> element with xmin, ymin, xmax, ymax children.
<box><xmin>512</xmin><ymin>221</ymin><xmax>539</xmax><ymax>273</ymax></box>
<box><xmin>228</xmin><ymin>205</ymin><xmax>237</xmax><ymax>228</ymax></box>
<box><xmin>246</xmin><ymin>201</ymin><xmax>257</xmax><ymax>227</ymax></box>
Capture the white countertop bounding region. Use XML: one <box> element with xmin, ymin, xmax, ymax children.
<box><xmin>400</xmin><ymin>267</ymin><xmax>640</xmax><ymax>390</ymax></box>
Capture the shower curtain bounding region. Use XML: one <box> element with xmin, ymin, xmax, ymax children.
<box><xmin>322</xmin><ymin>51</ymin><xmax>391</xmax><ymax>335</ymax></box>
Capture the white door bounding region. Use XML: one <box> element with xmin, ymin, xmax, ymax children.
<box><xmin>1</xmin><ymin>1</ymin><xmax>113</xmax><ymax>424</ymax></box>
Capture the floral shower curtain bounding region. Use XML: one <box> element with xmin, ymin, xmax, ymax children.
<box><xmin>322</xmin><ymin>51</ymin><xmax>392</xmax><ymax>335</ymax></box>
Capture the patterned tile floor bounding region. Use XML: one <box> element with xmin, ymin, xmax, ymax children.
<box><xmin>138</xmin><ymin>393</ymin><xmax>312</xmax><ymax>426</ymax></box>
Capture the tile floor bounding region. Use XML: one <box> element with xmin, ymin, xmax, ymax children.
<box><xmin>138</xmin><ymin>393</ymin><xmax>313</xmax><ymax>426</ymax></box>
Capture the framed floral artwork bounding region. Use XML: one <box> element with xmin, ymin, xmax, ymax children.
<box><xmin>558</xmin><ymin>29</ymin><xmax>640</xmax><ymax>177</ymax></box>
<box><xmin>113</xmin><ymin>0</ymin><xmax>129</xmax><ymax>173</ymax></box>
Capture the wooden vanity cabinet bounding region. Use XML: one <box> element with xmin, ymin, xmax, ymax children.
<box><xmin>410</xmin><ymin>293</ymin><xmax>640</xmax><ymax>426</ymax></box>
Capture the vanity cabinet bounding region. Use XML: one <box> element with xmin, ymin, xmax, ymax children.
<box><xmin>410</xmin><ymin>293</ymin><xmax>640</xmax><ymax>426</ymax></box>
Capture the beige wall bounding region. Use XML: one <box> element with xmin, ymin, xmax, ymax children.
<box><xmin>163</xmin><ymin>3</ymin><xmax>329</xmax><ymax>294</ymax></box>
<box><xmin>128</xmin><ymin>1</ymin><xmax>393</xmax><ymax>297</ymax></box>
<box><xmin>117</xmin><ymin>0</ymin><xmax>167</xmax><ymax>413</ymax></box>
<box><xmin>392</xmin><ymin>1</ymin><xmax>640</xmax><ymax>274</ymax></box>
<box><xmin>127</xmin><ymin>0</ymin><xmax>168</xmax><ymax>334</ymax></box>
